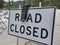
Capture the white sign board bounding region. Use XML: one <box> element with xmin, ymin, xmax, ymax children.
<box><xmin>8</xmin><ymin>7</ymin><xmax>56</xmax><ymax>45</ymax></box>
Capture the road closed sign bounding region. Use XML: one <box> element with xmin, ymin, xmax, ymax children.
<box><xmin>8</xmin><ymin>7</ymin><xmax>56</xmax><ymax>45</ymax></box>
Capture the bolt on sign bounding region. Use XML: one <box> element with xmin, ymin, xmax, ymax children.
<box><xmin>8</xmin><ymin>7</ymin><xmax>56</xmax><ymax>45</ymax></box>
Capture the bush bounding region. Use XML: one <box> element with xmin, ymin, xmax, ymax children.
<box><xmin>0</xmin><ymin>0</ymin><xmax>4</xmax><ymax>9</ymax></box>
<box><xmin>41</xmin><ymin>1</ymin><xmax>60</xmax><ymax>9</ymax></box>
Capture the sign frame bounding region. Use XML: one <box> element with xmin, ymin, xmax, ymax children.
<box><xmin>8</xmin><ymin>7</ymin><xmax>56</xmax><ymax>45</ymax></box>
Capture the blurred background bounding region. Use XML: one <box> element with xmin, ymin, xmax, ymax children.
<box><xmin>0</xmin><ymin>0</ymin><xmax>60</xmax><ymax>45</ymax></box>
<box><xmin>0</xmin><ymin>0</ymin><xmax>60</xmax><ymax>9</ymax></box>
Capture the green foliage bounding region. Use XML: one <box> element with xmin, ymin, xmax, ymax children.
<box><xmin>26</xmin><ymin>0</ymin><xmax>60</xmax><ymax>9</ymax></box>
<box><xmin>30</xmin><ymin>0</ymin><xmax>40</xmax><ymax>7</ymax></box>
<box><xmin>42</xmin><ymin>1</ymin><xmax>60</xmax><ymax>9</ymax></box>
<box><xmin>0</xmin><ymin>0</ymin><xmax>4</xmax><ymax>9</ymax></box>
<box><xmin>4</xmin><ymin>0</ymin><xmax>60</xmax><ymax>9</ymax></box>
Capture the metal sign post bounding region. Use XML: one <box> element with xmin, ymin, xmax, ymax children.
<box><xmin>16</xmin><ymin>37</ymin><xmax>19</xmax><ymax>45</ymax></box>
